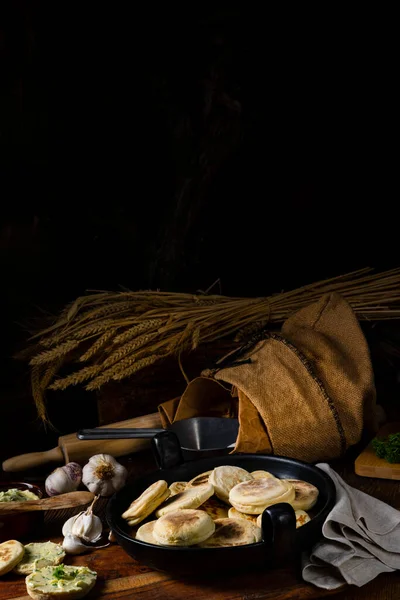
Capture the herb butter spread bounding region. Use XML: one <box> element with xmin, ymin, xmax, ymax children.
<box><xmin>0</xmin><ymin>488</ymin><xmax>39</xmax><ymax>502</ymax></box>
<box><xmin>14</xmin><ymin>541</ymin><xmax>65</xmax><ymax>575</ymax></box>
<box><xmin>26</xmin><ymin>564</ymin><xmax>97</xmax><ymax>598</ymax></box>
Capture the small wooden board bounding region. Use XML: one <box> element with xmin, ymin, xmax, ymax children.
<box><xmin>355</xmin><ymin>422</ymin><xmax>400</xmax><ymax>479</ymax></box>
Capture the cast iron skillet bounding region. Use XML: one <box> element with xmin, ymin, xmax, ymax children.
<box><xmin>78</xmin><ymin>416</ymin><xmax>239</xmax><ymax>461</ymax></box>
<box><xmin>107</xmin><ymin>431</ymin><xmax>336</xmax><ymax>574</ymax></box>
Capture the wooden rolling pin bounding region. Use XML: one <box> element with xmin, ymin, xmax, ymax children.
<box><xmin>0</xmin><ymin>491</ymin><xmax>95</xmax><ymax>515</ymax></box>
<box><xmin>2</xmin><ymin>412</ymin><xmax>162</xmax><ymax>472</ymax></box>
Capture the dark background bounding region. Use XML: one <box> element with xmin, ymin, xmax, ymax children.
<box><xmin>1</xmin><ymin>4</ymin><xmax>399</xmax><ymax>461</ymax></box>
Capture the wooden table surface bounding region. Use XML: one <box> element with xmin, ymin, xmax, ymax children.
<box><xmin>1</xmin><ymin>448</ymin><xmax>400</xmax><ymax>600</ymax></box>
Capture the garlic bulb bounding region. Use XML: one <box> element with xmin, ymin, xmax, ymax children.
<box><xmin>62</xmin><ymin>496</ymin><xmax>102</xmax><ymax>543</ymax></box>
<box><xmin>82</xmin><ymin>454</ymin><xmax>127</xmax><ymax>497</ymax></box>
<box><xmin>45</xmin><ymin>462</ymin><xmax>82</xmax><ymax>496</ymax></box>
<box><xmin>62</xmin><ymin>534</ymin><xmax>89</xmax><ymax>555</ymax></box>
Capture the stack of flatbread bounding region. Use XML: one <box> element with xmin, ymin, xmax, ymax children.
<box><xmin>121</xmin><ymin>466</ymin><xmax>319</xmax><ymax>548</ymax></box>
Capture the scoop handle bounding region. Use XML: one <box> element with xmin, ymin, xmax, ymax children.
<box><xmin>77</xmin><ymin>428</ymin><xmax>164</xmax><ymax>440</ymax></box>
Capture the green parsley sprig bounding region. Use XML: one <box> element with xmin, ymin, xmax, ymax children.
<box><xmin>372</xmin><ymin>432</ymin><xmax>400</xmax><ymax>463</ymax></box>
<box><xmin>52</xmin><ymin>565</ymin><xmax>78</xmax><ymax>580</ymax></box>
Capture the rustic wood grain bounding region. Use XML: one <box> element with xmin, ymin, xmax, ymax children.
<box><xmin>336</xmin><ymin>572</ymin><xmax>400</xmax><ymax>600</ymax></box>
<box><xmin>1</xmin><ymin>448</ymin><xmax>400</xmax><ymax>600</ymax></box>
<box><xmin>0</xmin><ymin>541</ymin><xmax>341</xmax><ymax>600</ymax></box>
<box><xmin>0</xmin><ymin>492</ymin><xmax>94</xmax><ymax>516</ymax></box>
<box><xmin>355</xmin><ymin>422</ymin><xmax>400</xmax><ymax>480</ymax></box>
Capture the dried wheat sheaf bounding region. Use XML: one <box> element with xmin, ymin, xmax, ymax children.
<box><xmin>22</xmin><ymin>267</ymin><xmax>400</xmax><ymax>420</ymax></box>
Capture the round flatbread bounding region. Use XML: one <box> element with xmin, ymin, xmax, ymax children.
<box><xmin>295</xmin><ymin>509</ymin><xmax>311</xmax><ymax>528</ymax></box>
<box><xmin>0</xmin><ymin>540</ymin><xmax>24</xmax><ymax>576</ymax></box>
<box><xmin>200</xmin><ymin>496</ymin><xmax>229</xmax><ymax>520</ymax></box>
<box><xmin>169</xmin><ymin>482</ymin><xmax>187</xmax><ymax>496</ymax></box>
<box><xmin>229</xmin><ymin>478</ymin><xmax>295</xmax><ymax>514</ymax></box>
<box><xmin>135</xmin><ymin>521</ymin><xmax>159</xmax><ymax>544</ymax></box>
<box><xmin>228</xmin><ymin>506</ymin><xmax>257</xmax><ymax>524</ymax></box>
<box><xmin>153</xmin><ymin>509</ymin><xmax>215</xmax><ymax>546</ymax></box>
<box><xmin>25</xmin><ymin>564</ymin><xmax>97</xmax><ymax>600</ymax></box>
<box><xmin>283</xmin><ymin>479</ymin><xmax>319</xmax><ymax>511</ymax></box>
<box><xmin>155</xmin><ymin>483</ymin><xmax>214</xmax><ymax>517</ymax></box>
<box><xmin>122</xmin><ymin>480</ymin><xmax>170</xmax><ymax>525</ymax></box>
<box><xmin>13</xmin><ymin>541</ymin><xmax>65</xmax><ymax>576</ymax></box>
<box><xmin>251</xmin><ymin>470</ymin><xmax>276</xmax><ymax>480</ymax></box>
<box><xmin>186</xmin><ymin>471</ymin><xmax>213</xmax><ymax>488</ymax></box>
<box><xmin>198</xmin><ymin>518</ymin><xmax>261</xmax><ymax>547</ymax></box>
<box><xmin>209</xmin><ymin>466</ymin><xmax>253</xmax><ymax>504</ymax></box>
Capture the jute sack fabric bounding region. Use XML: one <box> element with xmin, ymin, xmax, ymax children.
<box><xmin>159</xmin><ymin>293</ymin><xmax>377</xmax><ymax>462</ymax></box>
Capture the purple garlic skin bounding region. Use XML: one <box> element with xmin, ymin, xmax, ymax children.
<box><xmin>45</xmin><ymin>462</ymin><xmax>82</xmax><ymax>496</ymax></box>
<box><xmin>65</xmin><ymin>462</ymin><xmax>83</xmax><ymax>484</ymax></box>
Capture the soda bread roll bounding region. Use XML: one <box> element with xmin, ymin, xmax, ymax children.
<box><xmin>200</xmin><ymin>496</ymin><xmax>229</xmax><ymax>520</ymax></box>
<box><xmin>294</xmin><ymin>509</ymin><xmax>311</xmax><ymax>528</ymax></box>
<box><xmin>153</xmin><ymin>509</ymin><xmax>215</xmax><ymax>546</ymax></box>
<box><xmin>229</xmin><ymin>478</ymin><xmax>295</xmax><ymax>514</ymax></box>
<box><xmin>122</xmin><ymin>480</ymin><xmax>170</xmax><ymax>526</ymax></box>
<box><xmin>251</xmin><ymin>470</ymin><xmax>276</xmax><ymax>479</ymax></box>
<box><xmin>283</xmin><ymin>479</ymin><xmax>319</xmax><ymax>511</ymax></box>
<box><xmin>209</xmin><ymin>466</ymin><xmax>253</xmax><ymax>504</ymax></box>
<box><xmin>0</xmin><ymin>540</ymin><xmax>25</xmax><ymax>576</ymax></box>
<box><xmin>25</xmin><ymin>564</ymin><xmax>97</xmax><ymax>600</ymax></box>
<box><xmin>228</xmin><ymin>506</ymin><xmax>258</xmax><ymax>524</ymax></box>
<box><xmin>155</xmin><ymin>483</ymin><xmax>214</xmax><ymax>517</ymax></box>
<box><xmin>198</xmin><ymin>518</ymin><xmax>261</xmax><ymax>547</ymax></box>
<box><xmin>169</xmin><ymin>482</ymin><xmax>187</xmax><ymax>495</ymax></box>
<box><xmin>14</xmin><ymin>542</ymin><xmax>65</xmax><ymax>575</ymax></box>
<box><xmin>135</xmin><ymin>521</ymin><xmax>159</xmax><ymax>544</ymax></box>
<box><xmin>186</xmin><ymin>471</ymin><xmax>214</xmax><ymax>488</ymax></box>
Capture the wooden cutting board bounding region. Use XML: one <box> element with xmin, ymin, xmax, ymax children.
<box><xmin>355</xmin><ymin>422</ymin><xmax>400</xmax><ymax>480</ymax></box>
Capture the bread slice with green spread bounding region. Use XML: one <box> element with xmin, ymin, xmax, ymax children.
<box><xmin>14</xmin><ymin>542</ymin><xmax>65</xmax><ymax>575</ymax></box>
<box><xmin>26</xmin><ymin>564</ymin><xmax>97</xmax><ymax>600</ymax></box>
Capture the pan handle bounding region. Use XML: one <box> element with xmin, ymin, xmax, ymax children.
<box><xmin>151</xmin><ymin>431</ymin><xmax>184</xmax><ymax>470</ymax></box>
<box><xmin>260</xmin><ymin>503</ymin><xmax>296</xmax><ymax>563</ymax></box>
<box><xmin>77</xmin><ymin>428</ymin><xmax>164</xmax><ymax>440</ymax></box>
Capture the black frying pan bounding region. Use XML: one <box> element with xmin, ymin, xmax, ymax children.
<box><xmin>77</xmin><ymin>417</ymin><xmax>239</xmax><ymax>461</ymax></box>
<box><xmin>106</xmin><ymin>431</ymin><xmax>336</xmax><ymax>575</ymax></box>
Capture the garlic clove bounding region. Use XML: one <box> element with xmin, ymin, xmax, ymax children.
<box><xmin>62</xmin><ymin>534</ymin><xmax>89</xmax><ymax>555</ymax></box>
<box><xmin>62</xmin><ymin>512</ymin><xmax>84</xmax><ymax>537</ymax></box>
<box><xmin>71</xmin><ymin>512</ymin><xmax>102</xmax><ymax>543</ymax></box>
<box><xmin>82</xmin><ymin>454</ymin><xmax>127</xmax><ymax>497</ymax></box>
<box><xmin>45</xmin><ymin>462</ymin><xmax>82</xmax><ymax>496</ymax></box>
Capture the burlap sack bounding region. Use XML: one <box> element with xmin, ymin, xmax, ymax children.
<box><xmin>159</xmin><ymin>293</ymin><xmax>377</xmax><ymax>462</ymax></box>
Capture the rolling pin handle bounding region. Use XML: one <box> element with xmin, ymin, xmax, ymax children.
<box><xmin>2</xmin><ymin>446</ymin><xmax>64</xmax><ymax>472</ymax></box>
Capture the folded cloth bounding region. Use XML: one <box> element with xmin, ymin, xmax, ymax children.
<box><xmin>302</xmin><ymin>463</ymin><xmax>400</xmax><ymax>590</ymax></box>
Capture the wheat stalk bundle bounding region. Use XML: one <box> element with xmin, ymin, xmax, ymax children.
<box><xmin>24</xmin><ymin>267</ymin><xmax>400</xmax><ymax>420</ymax></box>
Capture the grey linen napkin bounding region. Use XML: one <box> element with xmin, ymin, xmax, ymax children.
<box><xmin>302</xmin><ymin>462</ymin><xmax>400</xmax><ymax>590</ymax></box>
